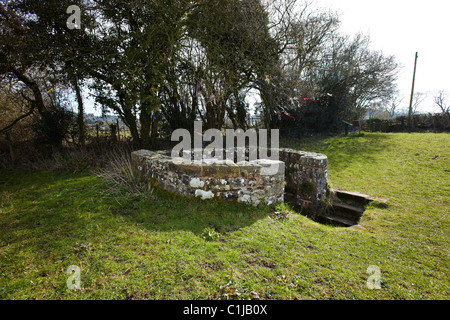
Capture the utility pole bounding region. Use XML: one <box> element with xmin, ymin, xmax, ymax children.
<box><xmin>407</xmin><ymin>52</ymin><xmax>418</xmax><ymax>131</ymax></box>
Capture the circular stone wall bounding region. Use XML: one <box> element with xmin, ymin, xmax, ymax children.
<box><xmin>131</xmin><ymin>148</ymin><xmax>328</xmax><ymax>210</ymax></box>
<box><xmin>131</xmin><ymin>150</ymin><xmax>285</xmax><ymax>206</ymax></box>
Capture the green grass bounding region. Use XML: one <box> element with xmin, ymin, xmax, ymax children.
<box><xmin>1</xmin><ymin>132</ymin><xmax>449</xmax><ymax>300</ymax></box>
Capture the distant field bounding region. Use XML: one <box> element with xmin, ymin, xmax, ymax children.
<box><xmin>0</xmin><ymin>132</ymin><xmax>448</xmax><ymax>299</ymax></box>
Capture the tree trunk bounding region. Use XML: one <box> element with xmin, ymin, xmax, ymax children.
<box><xmin>11</xmin><ymin>67</ymin><xmax>45</xmax><ymax>114</ymax></box>
<box><xmin>73</xmin><ymin>77</ymin><xmax>85</xmax><ymax>145</ymax></box>
<box><xmin>150</xmin><ymin>111</ymin><xmax>159</xmax><ymax>138</ymax></box>
<box><xmin>122</xmin><ymin>108</ymin><xmax>140</xmax><ymax>145</ymax></box>
<box><xmin>139</xmin><ymin>107</ymin><xmax>153</xmax><ymax>148</ymax></box>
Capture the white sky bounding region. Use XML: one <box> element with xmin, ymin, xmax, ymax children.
<box><xmin>312</xmin><ymin>0</ymin><xmax>450</xmax><ymax>113</ymax></box>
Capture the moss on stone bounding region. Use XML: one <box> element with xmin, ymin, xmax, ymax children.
<box><xmin>300</xmin><ymin>181</ymin><xmax>315</xmax><ymax>194</ymax></box>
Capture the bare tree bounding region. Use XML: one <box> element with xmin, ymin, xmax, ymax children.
<box><xmin>412</xmin><ymin>92</ymin><xmax>426</xmax><ymax>114</ymax></box>
<box><xmin>434</xmin><ymin>90</ymin><xmax>449</xmax><ymax>113</ymax></box>
<box><xmin>388</xmin><ymin>95</ymin><xmax>404</xmax><ymax>118</ymax></box>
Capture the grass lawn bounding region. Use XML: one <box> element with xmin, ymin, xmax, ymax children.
<box><xmin>0</xmin><ymin>132</ymin><xmax>448</xmax><ymax>300</ymax></box>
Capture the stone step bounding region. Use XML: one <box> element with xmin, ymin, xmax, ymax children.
<box><xmin>314</xmin><ymin>213</ymin><xmax>357</xmax><ymax>227</ymax></box>
<box><xmin>331</xmin><ymin>202</ymin><xmax>365</xmax><ymax>220</ymax></box>
<box><xmin>314</xmin><ymin>196</ymin><xmax>367</xmax><ymax>227</ymax></box>
<box><xmin>331</xmin><ymin>189</ymin><xmax>372</xmax><ymax>206</ymax></box>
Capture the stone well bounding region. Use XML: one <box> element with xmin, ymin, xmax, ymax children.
<box><xmin>131</xmin><ymin>148</ymin><xmax>328</xmax><ymax>210</ymax></box>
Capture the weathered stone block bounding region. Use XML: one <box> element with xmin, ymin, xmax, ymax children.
<box><xmin>208</xmin><ymin>178</ymin><xmax>231</xmax><ymax>191</ymax></box>
<box><xmin>250</xmin><ymin>159</ymin><xmax>285</xmax><ymax>176</ymax></box>
<box><xmin>299</xmin><ymin>154</ymin><xmax>328</xmax><ymax>168</ymax></box>
<box><xmin>201</xmin><ymin>160</ymin><xmax>240</xmax><ymax>178</ymax></box>
<box><xmin>217</xmin><ymin>191</ymin><xmax>237</xmax><ymax>201</ymax></box>
<box><xmin>132</xmin><ymin>150</ymin><xmax>157</xmax><ymax>159</ymax></box>
<box><xmin>195</xmin><ymin>189</ymin><xmax>215</xmax><ymax>200</ymax></box>
<box><xmin>236</xmin><ymin>161</ymin><xmax>262</xmax><ymax>178</ymax></box>
<box><xmin>237</xmin><ymin>190</ymin><xmax>251</xmax><ymax>204</ymax></box>
<box><xmin>189</xmin><ymin>177</ymin><xmax>205</xmax><ymax>189</ymax></box>
<box><xmin>172</xmin><ymin>158</ymin><xmax>202</xmax><ymax>175</ymax></box>
<box><xmin>248</xmin><ymin>178</ymin><xmax>257</xmax><ymax>188</ymax></box>
<box><xmin>230</xmin><ymin>178</ymin><xmax>246</xmax><ymax>189</ymax></box>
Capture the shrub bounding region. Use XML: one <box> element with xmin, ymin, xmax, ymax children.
<box><xmin>95</xmin><ymin>147</ymin><xmax>153</xmax><ymax>200</ymax></box>
<box><xmin>33</xmin><ymin>105</ymin><xmax>77</xmax><ymax>151</ymax></box>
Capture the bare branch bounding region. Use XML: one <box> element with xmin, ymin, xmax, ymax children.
<box><xmin>434</xmin><ymin>90</ymin><xmax>449</xmax><ymax>113</ymax></box>
<box><xmin>0</xmin><ymin>102</ymin><xmax>35</xmax><ymax>135</ymax></box>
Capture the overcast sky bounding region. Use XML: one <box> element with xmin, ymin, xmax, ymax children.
<box><xmin>312</xmin><ymin>0</ymin><xmax>450</xmax><ymax>113</ymax></box>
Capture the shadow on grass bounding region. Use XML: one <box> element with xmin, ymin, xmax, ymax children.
<box><xmin>0</xmin><ymin>170</ymin><xmax>272</xmax><ymax>255</ymax></box>
<box><xmin>280</xmin><ymin>133</ymin><xmax>392</xmax><ymax>173</ymax></box>
<box><xmin>0</xmin><ymin>170</ymin><xmax>271</xmax><ymax>299</ymax></box>
<box><xmin>112</xmin><ymin>187</ymin><xmax>273</xmax><ymax>237</ymax></box>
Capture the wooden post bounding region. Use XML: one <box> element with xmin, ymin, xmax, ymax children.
<box><xmin>408</xmin><ymin>52</ymin><xmax>418</xmax><ymax>131</ymax></box>
<box><xmin>96</xmin><ymin>123</ymin><xmax>99</xmax><ymax>144</ymax></box>
<box><xmin>116</xmin><ymin>118</ymin><xmax>120</xmax><ymax>142</ymax></box>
